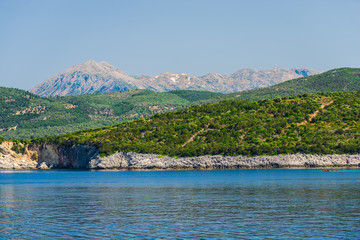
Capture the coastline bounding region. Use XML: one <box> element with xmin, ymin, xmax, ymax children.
<box><xmin>1</xmin><ymin>146</ymin><xmax>360</xmax><ymax>170</ymax></box>
<box><xmin>90</xmin><ymin>152</ymin><xmax>360</xmax><ymax>170</ymax></box>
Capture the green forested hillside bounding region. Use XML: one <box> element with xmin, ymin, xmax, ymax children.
<box><xmin>40</xmin><ymin>90</ymin><xmax>360</xmax><ymax>157</ymax></box>
<box><xmin>0</xmin><ymin>87</ymin><xmax>222</xmax><ymax>139</ymax></box>
<box><xmin>206</xmin><ymin>68</ymin><xmax>360</xmax><ymax>102</ymax></box>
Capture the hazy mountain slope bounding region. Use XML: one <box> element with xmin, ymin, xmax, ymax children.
<box><xmin>200</xmin><ymin>68</ymin><xmax>320</xmax><ymax>93</ymax></box>
<box><xmin>133</xmin><ymin>73</ymin><xmax>211</xmax><ymax>92</ymax></box>
<box><xmin>42</xmin><ymin>90</ymin><xmax>360</xmax><ymax>157</ymax></box>
<box><xmin>203</xmin><ymin>68</ymin><xmax>360</xmax><ymax>103</ymax></box>
<box><xmin>129</xmin><ymin>68</ymin><xmax>320</xmax><ymax>93</ymax></box>
<box><xmin>30</xmin><ymin>61</ymin><xmax>139</xmax><ymax>97</ymax></box>
<box><xmin>30</xmin><ymin>60</ymin><xmax>320</xmax><ymax>97</ymax></box>
<box><xmin>0</xmin><ymin>87</ymin><xmax>222</xmax><ymax>139</ymax></box>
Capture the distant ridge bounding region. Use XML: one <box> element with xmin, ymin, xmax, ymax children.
<box><xmin>217</xmin><ymin>67</ymin><xmax>360</xmax><ymax>102</ymax></box>
<box><xmin>30</xmin><ymin>60</ymin><xmax>321</xmax><ymax>97</ymax></box>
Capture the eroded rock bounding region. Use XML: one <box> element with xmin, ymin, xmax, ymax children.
<box><xmin>91</xmin><ymin>152</ymin><xmax>360</xmax><ymax>170</ymax></box>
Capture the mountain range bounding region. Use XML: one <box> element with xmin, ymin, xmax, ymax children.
<box><xmin>30</xmin><ymin>60</ymin><xmax>320</xmax><ymax>97</ymax></box>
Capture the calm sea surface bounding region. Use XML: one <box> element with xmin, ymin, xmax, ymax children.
<box><xmin>0</xmin><ymin>169</ymin><xmax>359</xmax><ymax>239</ymax></box>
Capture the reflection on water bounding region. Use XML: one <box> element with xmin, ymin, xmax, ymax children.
<box><xmin>0</xmin><ymin>169</ymin><xmax>359</xmax><ymax>239</ymax></box>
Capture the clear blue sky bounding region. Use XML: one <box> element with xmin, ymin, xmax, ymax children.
<box><xmin>0</xmin><ymin>0</ymin><xmax>359</xmax><ymax>90</ymax></box>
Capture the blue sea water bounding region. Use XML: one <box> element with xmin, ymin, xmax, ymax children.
<box><xmin>0</xmin><ymin>169</ymin><xmax>359</xmax><ymax>239</ymax></box>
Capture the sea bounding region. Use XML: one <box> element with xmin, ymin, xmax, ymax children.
<box><xmin>0</xmin><ymin>169</ymin><xmax>359</xmax><ymax>239</ymax></box>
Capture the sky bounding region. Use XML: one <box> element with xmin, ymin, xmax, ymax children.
<box><xmin>0</xmin><ymin>0</ymin><xmax>359</xmax><ymax>90</ymax></box>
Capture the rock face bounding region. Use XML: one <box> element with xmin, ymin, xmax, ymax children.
<box><xmin>90</xmin><ymin>152</ymin><xmax>360</xmax><ymax>170</ymax></box>
<box><xmin>30</xmin><ymin>60</ymin><xmax>321</xmax><ymax>97</ymax></box>
<box><xmin>33</xmin><ymin>144</ymin><xmax>99</xmax><ymax>168</ymax></box>
<box><xmin>0</xmin><ymin>154</ymin><xmax>38</xmax><ymax>169</ymax></box>
<box><xmin>0</xmin><ymin>142</ymin><xmax>38</xmax><ymax>170</ymax></box>
<box><xmin>0</xmin><ymin>142</ymin><xmax>99</xmax><ymax>170</ymax></box>
<box><xmin>2</xmin><ymin>142</ymin><xmax>359</xmax><ymax>170</ymax></box>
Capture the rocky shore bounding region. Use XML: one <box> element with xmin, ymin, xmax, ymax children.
<box><xmin>0</xmin><ymin>154</ymin><xmax>38</xmax><ymax>169</ymax></box>
<box><xmin>0</xmin><ymin>141</ymin><xmax>38</xmax><ymax>170</ymax></box>
<box><xmin>90</xmin><ymin>152</ymin><xmax>360</xmax><ymax>170</ymax></box>
<box><xmin>1</xmin><ymin>142</ymin><xmax>360</xmax><ymax>170</ymax></box>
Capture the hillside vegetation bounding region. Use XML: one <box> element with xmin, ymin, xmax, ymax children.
<box><xmin>0</xmin><ymin>87</ymin><xmax>222</xmax><ymax>139</ymax></box>
<box><xmin>39</xmin><ymin>90</ymin><xmax>360</xmax><ymax>157</ymax></box>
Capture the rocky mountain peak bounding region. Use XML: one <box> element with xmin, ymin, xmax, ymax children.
<box><xmin>30</xmin><ymin>61</ymin><xmax>137</xmax><ymax>97</ymax></box>
<box><xmin>63</xmin><ymin>60</ymin><xmax>127</xmax><ymax>78</ymax></box>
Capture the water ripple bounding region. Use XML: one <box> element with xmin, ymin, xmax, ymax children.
<box><xmin>0</xmin><ymin>169</ymin><xmax>359</xmax><ymax>239</ymax></box>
